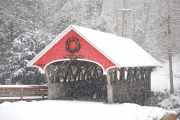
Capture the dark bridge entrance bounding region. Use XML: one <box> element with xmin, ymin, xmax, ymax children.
<box><xmin>46</xmin><ymin>60</ymin><xmax>107</xmax><ymax>102</ymax></box>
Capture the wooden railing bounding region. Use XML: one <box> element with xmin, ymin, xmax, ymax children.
<box><xmin>0</xmin><ymin>85</ymin><xmax>48</xmax><ymax>102</ymax></box>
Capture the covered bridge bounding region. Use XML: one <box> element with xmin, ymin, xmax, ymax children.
<box><xmin>27</xmin><ymin>25</ymin><xmax>161</xmax><ymax>104</ymax></box>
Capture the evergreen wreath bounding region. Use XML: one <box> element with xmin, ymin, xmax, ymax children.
<box><xmin>66</xmin><ymin>37</ymin><xmax>81</xmax><ymax>53</ymax></box>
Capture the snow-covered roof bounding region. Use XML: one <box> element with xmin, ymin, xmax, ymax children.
<box><xmin>71</xmin><ymin>25</ymin><xmax>161</xmax><ymax>67</ymax></box>
<box><xmin>27</xmin><ymin>25</ymin><xmax>161</xmax><ymax>73</ymax></box>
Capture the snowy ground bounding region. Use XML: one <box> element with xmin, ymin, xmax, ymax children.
<box><xmin>0</xmin><ymin>100</ymin><xmax>177</xmax><ymax>120</ymax></box>
<box><xmin>0</xmin><ymin>57</ymin><xmax>180</xmax><ymax>120</ymax></box>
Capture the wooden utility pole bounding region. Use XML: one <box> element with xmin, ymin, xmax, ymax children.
<box><xmin>116</xmin><ymin>0</ymin><xmax>131</xmax><ymax>37</ymax></box>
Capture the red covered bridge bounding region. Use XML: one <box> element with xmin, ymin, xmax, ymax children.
<box><xmin>27</xmin><ymin>25</ymin><xmax>161</xmax><ymax>104</ymax></box>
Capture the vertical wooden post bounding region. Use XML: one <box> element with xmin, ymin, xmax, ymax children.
<box><xmin>42</xmin><ymin>88</ymin><xmax>45</xmax><ymax>99</ymax></box>
<box><xmin>120</xmin><ymin>68</ymin><xmax>125</xmax><ymax>81</ymax></box>
<box><xmin>51</xmin><ymin>65</ymin><xmax>55</xmax><ymax>83</ymax></box>
<box><xmin>20</xmin><ymin>88</ymin><xmax>23</xmax><ymax>100</ymax></box>
<box><xmin>149</xmin><ymin>68</ymin><xmax>152</xmax><ymax>97</ymax></box>
<box><xmin>106</xmin><ymin>71</ymin><xmax>113</xmax><ymax>103</ymax></box>
<box><xmin>45</xmin><ymin>68</ymin><xmax>51</xmax><ymax>84</ymax></box>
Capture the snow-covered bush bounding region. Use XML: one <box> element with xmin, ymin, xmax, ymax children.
<box><xmin>157</xmin><ymin>93</ymin><xmax>180</xmax><ymax>110</ymax></box>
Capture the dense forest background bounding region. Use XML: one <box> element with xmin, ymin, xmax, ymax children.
<box><xmin>0</xmin><ymin>0</ymin><xmax>180</xmax><ymax>85</ymax></box>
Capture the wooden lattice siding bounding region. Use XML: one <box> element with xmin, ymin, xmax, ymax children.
<box><xmin>109</xmin><ymin>67</ymin><xmax>152</xmax><ymax>81</ymax></box>
<box><xmin>46</xmin><ymin>60</ymin><xmax>103</xmax><ymax>83</ymax></box>
<box><xmin>109</xmin><ymin>67</ymin><xmax>153</xmax><ymax>105</ymax></box>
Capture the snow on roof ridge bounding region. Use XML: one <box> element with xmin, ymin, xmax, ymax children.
<box><xmin>71</xmin><ymin>25</ymin><xmax>132</xmax><ymax>40</ymax></box>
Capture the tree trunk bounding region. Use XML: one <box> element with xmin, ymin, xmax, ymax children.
<box><xmin>169</xmin><ymin>52</ymin><xmax>174</xmax><ymax>94</ymax></box>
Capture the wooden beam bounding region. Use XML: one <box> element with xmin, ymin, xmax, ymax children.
<box><xmin>51</xmin><ymin>65</ymin><xmax>55</xmax><ymax>83</ymax></box>
<box><xmin>106</xmin><ymin>71</ymin><xmax>111</xmax><ymax>85</ymax></box>
<box><xmin>45</xmin><ymin>68</ymin><xmax>51</xmax><ymax>84</ymax></box>
<box><xmin>106</xmin><ymin>71</ymin><xmax>113</xmax><ymax>103</ymax></box>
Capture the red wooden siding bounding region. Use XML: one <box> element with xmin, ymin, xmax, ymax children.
<box><xmin>33</xmin><ymin>30</ymin><xmax>116</xmax><ymax>73</ymax></box>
